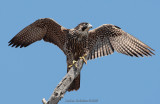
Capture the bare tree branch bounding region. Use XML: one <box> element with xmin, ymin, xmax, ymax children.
<box><xmin>42</xmin><ymin>52</ymin><xmax>89</xmax><ymax>104</ymax></box>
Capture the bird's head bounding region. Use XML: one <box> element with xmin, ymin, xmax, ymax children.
<box><xmin>75</xmin><ymin>22</ymin><xmax>92</xmax><ymax>32</ymax></box>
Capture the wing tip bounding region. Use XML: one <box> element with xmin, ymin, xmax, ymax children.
<box><xmin>149</xmin><ymin>47</ymin><xmax>155</xmax><ymax>51</ymax></box>
<box><xmin>8</xmin><ymin>41</ymin><xmax>26</xmax><ymax>48</ymax></box>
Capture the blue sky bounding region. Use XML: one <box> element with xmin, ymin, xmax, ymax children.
<box><xmin>1</xmin><ymin>0</ymin><xmax>159</xmax><ymax>104</ymax></box>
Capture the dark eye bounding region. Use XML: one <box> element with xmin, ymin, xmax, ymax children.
<box><xmin>82</xmin><ymin>26</ymin><xmax>87</xmax><ymax>31</ymax></box>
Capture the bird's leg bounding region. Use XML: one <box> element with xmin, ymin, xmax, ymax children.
<box><xmin>68</xmin><ymin>60</ymin><xmax>77</xmax><ymax>68</ymax></box>
<box><xmin>79</xmin><ymin>53</ymin><xmax>88</xmax><ymax>64</ymax></box>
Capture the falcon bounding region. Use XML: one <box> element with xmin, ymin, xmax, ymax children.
<box><xmin>8</xmin><ymin>18</ymin><xmax>154</xmax><ymax>91</ymax></box>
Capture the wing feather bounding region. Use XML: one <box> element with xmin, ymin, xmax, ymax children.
<box><xmin>9</xmin><ymin>18</ymin><xmax>68</xmax><ymax>53</ymax></box>
<box><xmin>88</xmin><ymin>24</ymin><xmax>154</xmax><ymax>60</ymax></box>
<box><xmin>102</xmin><ymin>41</ymin><xmax>107</xmax><ymax>56</ymax></box>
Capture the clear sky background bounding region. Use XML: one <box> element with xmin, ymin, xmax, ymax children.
<box><xmin>0</xmin><ymin>0</ymin><xmax>159</xmax><ymax>104</ymax></box>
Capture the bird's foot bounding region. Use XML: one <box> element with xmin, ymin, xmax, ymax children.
<box><xmin>80</xmin><ymin>54</ymin><xmax>87</xmax><ymax>64</ymax></box>
<box><xmin>68</xmin><ymin>60</ymin><xmax>77</xmax><ymax>68</ymax></box>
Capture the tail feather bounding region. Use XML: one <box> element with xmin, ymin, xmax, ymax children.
<box><xmin>68</xmin><ymin>74</ymin><xmax>80</xmax><ymax>91</ymax></box>
<box><xmin>67</xmin><ymin>68</ymin><xmax>80</xmax><ymax>91</ymax></box>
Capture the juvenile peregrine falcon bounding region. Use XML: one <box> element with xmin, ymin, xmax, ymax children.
<box><xmin>8</xmin><ymin>18</ymin><xmax>154</xmax><ymax>91</ymax></box>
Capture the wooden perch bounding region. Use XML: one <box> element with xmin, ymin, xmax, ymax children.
<box><xmin>42</xmin><ymin>52</ymin><xmax>89</xmax><ymax>104</ymax></box>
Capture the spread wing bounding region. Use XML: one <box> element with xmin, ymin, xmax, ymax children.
<box><xmin>8</xmin><ymin>18</ymin><xmax>67</xmax><ymax>53</ymax></box>
<box><xmin>88</xmin><ymin>24</ymin><xmax>154</xmax><ymax>60</ymax></box>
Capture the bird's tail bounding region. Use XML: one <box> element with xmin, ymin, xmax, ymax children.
<box><xmin>67</xmin><ymin>68</ymin><xmax>80</xmax><ymax>91</ymax></box>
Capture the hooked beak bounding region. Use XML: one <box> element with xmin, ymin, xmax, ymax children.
<box><xmin>88</xmin><ymin>24</ymin><xmax>92</xmax><ymax>28</ymax></box>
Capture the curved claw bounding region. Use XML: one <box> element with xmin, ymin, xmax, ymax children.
<box><xmin>80</xmin><ymin>54</ymin><xmax>87</xmax><ymax>64</ymax></box>
<box><xmin>68</xmin><ymin>60</ymin><xmax>77</xmax><ymax>68</ymax></box>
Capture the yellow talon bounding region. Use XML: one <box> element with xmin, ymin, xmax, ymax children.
<box><xmin>68</xmin><ymin>60</ymin><xmax>77</xmax><ymax>68</ymax></box>
<box><xmin>73</xmin><ymin>60</ymin><xmax>77</xmax><ymax>64</ymax></box>
<box><xmin>80</xmin><ymin>55</ymin><xmax>87</xmax><ymax>64</ymax></box>
<box><xmin>68</xmin><ymin>64</ymin><xmax>73</xmax><ymax>68</ymax></box>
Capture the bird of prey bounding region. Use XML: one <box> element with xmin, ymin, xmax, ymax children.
<box><xmin>8</xmin><ymin>18</ymin><xmax>154</xmax><ymax>91</ymax></box>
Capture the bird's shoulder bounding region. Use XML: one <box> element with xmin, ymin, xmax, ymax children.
<box><xmin>89</xmin><ymin>24</ymin><xmax>121</xmax><ymax>33</ymax></box>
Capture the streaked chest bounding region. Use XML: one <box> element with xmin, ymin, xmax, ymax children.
<box><xmin>66</xmin><ymin>31</ymin><xmax>88</xmax><ymax>52</ymax></box>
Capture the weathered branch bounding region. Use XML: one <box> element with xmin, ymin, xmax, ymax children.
<box><xmin>42</xmin><ymin>52</ymin><xmax>89</xmax><ymax>104</ymax></box>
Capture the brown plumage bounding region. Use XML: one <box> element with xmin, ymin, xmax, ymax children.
<box><xmin>8</xmin><ymin>18</ymin><xmax>155</xmax><ymax>91</ymax></box>
<box><xmin>8</xmin><ymin>18</ymin><xmax>67</xmax><ymax>52</ymax></box>
<box><xmin>88</xmin><ymin>24</ymin><xmax>154</xmax><ymax>59</ymax></box>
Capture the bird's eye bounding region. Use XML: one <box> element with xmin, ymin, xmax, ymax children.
<box><xmin>82</xmin><ymin>26</ymin><xmax>87</xmax><ymax>31</ymax></box>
